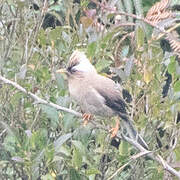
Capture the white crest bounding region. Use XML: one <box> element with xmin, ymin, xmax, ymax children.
<box><xmin>70</xmin><ymin>50</ymin><xmax>96</xmax><ymax>73</ymax></box>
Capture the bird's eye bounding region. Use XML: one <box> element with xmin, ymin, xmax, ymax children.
<box><xmin>71</xmin><ymin>67</ymin><xmax>77</xmax><ymax>73</ymax></box>
<box><xmin>67</xmin><ymin>66</ymin><xmax>77</xmax><ymax>73</ymax></box>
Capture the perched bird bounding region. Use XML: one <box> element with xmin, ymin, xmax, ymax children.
<box><xmin>56</xmin><ymin>50</ymin><xmax>148</xmax><ymax>149</ymax></box>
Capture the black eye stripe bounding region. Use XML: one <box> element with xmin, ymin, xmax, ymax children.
<box><xmin>67</xmin><ymin>65</ymin><xmax>77</xmax><ymax>73</ymax></box>
<box><xmin>67</xmin><ymin>67</ymin><xmax>72</xmax><ymax>72</ymax></box>
<box><xmin>71</xmin><ymin>68</ymin><xmax>77</xmax><ymax>73</ymax></box>
<box><xmin>67</xmin><ymin>61</ymin><xmax>79</xmax><ymax>73</ymax></box>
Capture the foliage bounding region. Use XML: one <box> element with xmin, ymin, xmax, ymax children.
<box><xmin>0</xmin><ymin>0</ymin><xmax>180</xmax><ymax>179</ymax></box>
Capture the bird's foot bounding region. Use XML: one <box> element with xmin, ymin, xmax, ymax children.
<box><xmin>109</xmin><ymin>119</ymin><xmax>120</xmax><ymax>138</ymax></box>
<box><xmin>82</xmin><ymin>113</ymin><xmax>93</xmax><ymax>126</ymax></box>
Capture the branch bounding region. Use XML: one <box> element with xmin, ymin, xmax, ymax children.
<box><xmin>90</xmin><ymin>120</ymin><xmax>180</xmax><ymax>178</ymax></box>
<box><xmin>88</xmin><ymin>119</ymin><xmax>180</xmax><ymax>178</ymax></box>
<box><xmin>90</xmin><ymin>0</ymin><xmax>168</xmax><ymax>34</ymax></box>
<box><xmin>121</xmin><ymin>134</ymin><xmax>180</xmax><ymax>179</ymax></box>
<box><xmin>0</xmin><ymin>75</ymin><xmax>82</xmax><ymax>117</ymax></box>
<box><xmin>107</xmin><ymin>149</ymin><xmax>151</xmax><ymax>180</ymax></box>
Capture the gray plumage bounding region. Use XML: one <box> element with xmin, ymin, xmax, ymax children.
<box><xmin>60</xmin><ymin>50</ymin><xmax>148</xmax><ymax>149</ymax></box>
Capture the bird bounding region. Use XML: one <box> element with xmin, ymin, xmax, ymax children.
<box><xmin>56</xmin><ymin>50</ymin><xmax>148</xmax><ymax>149</ymax></box>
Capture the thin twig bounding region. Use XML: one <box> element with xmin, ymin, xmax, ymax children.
<box><xmin>27</xmin><ymin>0</ymin><xmax>48</xmax><ymax>62</ymax></box>
<box><xmin>30</xmin><ymin>107</ymin><xmax>41</xmax><ymax>130</ymax></box>
<box><xmin>121</xmin><ymin>133</ymin><xmax>149</xmax><ymax>152</ymax></box>
<box><xmin>90</xmin><ymin>120</ymin><xmax>180</xmax><ymax>178</ymax></box>
<box><xmin>107</xmin><ymin>161</ymin><xmax>131</xmax><ymax>180</ymax></box>
<box><xmin>90</xmin><ymin>0</ymin><xmax>168</xmax><ymax>34</ymax></box>
<box><xmin>107</xmin><ymin>150</ymin><xmax>151</xmax><ymax>180</ymax></box>
<box><xmin>0</xmin><ymin>75</ymin><xmax>82</xmax><ymax>117</ymax></box>
<box><xmin>0</xmin><ymin>129</ymin><xmax>7</xmax><ymax>138</ymax></box>
<box><xmin>152</xmin><ymin>22</ymin><xmax>180</xmax><ymax>41</ymax></box>
<box><xmin>121</xmin><ymin>134</ymin><xmax>180</xmax><ymax>178</ymax></box>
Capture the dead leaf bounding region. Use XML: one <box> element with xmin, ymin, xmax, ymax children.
<box><xmin>80</xmin><ymin>16</ymin><xmax>93</xmax><ymax>29</ymax></box>
<box><xmin>28</xmin><ymin>64</ymin><xmax>35</xmax><ymax>70</ymax></box>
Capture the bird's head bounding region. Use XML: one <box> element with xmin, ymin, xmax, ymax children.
<box><xmin>56</xmin><ymin>50</ymin><xmax>96</xmax><ymax>78</ymax></box>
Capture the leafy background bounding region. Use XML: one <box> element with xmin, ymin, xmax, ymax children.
<box><xmin>0</xmin><ymin>0</ymin><xmax>180</xmax><ymax>179</ymax></box>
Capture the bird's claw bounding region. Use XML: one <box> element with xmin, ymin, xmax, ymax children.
<box><xmin>82</xmin><ymin>113</ymin><xmax>92</xmax><ymax>126</ymax></box>
<box><xmin>109</xmin><ymin>120</ymin><xmax>120</xmax><ymax>138</ymax></box>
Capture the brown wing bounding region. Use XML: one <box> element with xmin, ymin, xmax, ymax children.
<box><xmin>81</xmin><ymin>87</ymin><xmax>115</xmax><ymax>117</ymax></box>
<box><xmin>91</xmin><ymin>74</ymin><xmax>128</xmax><ymax>115</ymax></box>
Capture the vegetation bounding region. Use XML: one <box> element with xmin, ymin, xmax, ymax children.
<box><xmin>0</xmin><ymin>0</ymin><xmax>180</xmax><ymax>179</ymax></box>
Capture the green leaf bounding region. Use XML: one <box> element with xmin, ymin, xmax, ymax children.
<box><xmin>16</xmin><ymin>1</ymin><xmax>26</xmax><ymax>8</ymax></box>
<box><xmin>168</xmin><ymin>56</ymin><xmax>176</xmax><ymax>75</ymax></box>
<box><xmin>34</xmin><ymin>66</ymin><xmax>51</xmax><ymax>83</ymax></box>
<box><xmin>56</xmin><ymin>40</ymin><xmax>66</xmax><ymax>54</ymax></box>
<box><xmin>100</xmin><ymin>31</ymin><xmax>114</xmax><ymax>49</ymax></box>
<box><xmin>3</xmin><ymin>135</ymin><xmax>17</xmax><ymax>153</ymax></box>
<box><xmin>95</xmin><ymin>58</ymin><xmax>111</xmax><ymax>72</ymax></box>
<box><xmin>87</xmin><ymin>42</ymin><xmax>97</xmax><ymax>58</ymax></box>
<box><xmin>144</xmin><ymin>66</ymin><xmax>153</xmax><ymax>84</ymax></box>
<box><xmin>119</xmin><ymin>140</ymin><xmax>129</xmax><ymax>156</ymax></box>
<box><xmin>45</xmin><ymin>145</ymin><xmax>54</xmax><ymax>163</ymax></box>
<box><xmin>55</xmin><ymin>73</ymin><xmax>66</xmax><ymax>91</ymax></box>
<box><xmin>74</xmin><ymin>127</ymin><xmax>92</xmax><ymax>146</ymax></box>
<box><xmin>174</xmin><ymin>147</ymin><xmax>180</xmax><ymax>160</ymax></box>
<box><xmin>174</xmin><ymin>81</ymin><xmax>180</xmax><ymax>92</ymax></box>
<box><xmin>80</xmin><ymin>0</ymin><xmax>89</xmax><ymax>7</ymax></box>
<box><xmin>30</xmin><ymin>129</ymin><xmax>48</xmax><ymax>150</ymax></box>
<box><xmin>41</xmin><ymin>174</ymin><xmax>55</xmax><ymax>180</ymax></box>
<box><xmin>56</xmin><ymin>96</ymin><xmax>70</xmax><ymax>107</ymax></box>
<box><xmin>38</xmin><ymin>29</ymin><xmax>47</xmax><ymax>46</ymax></box>
<box><xmin>54</xmin><ymin>133</ymin><xmax>72</xmax><ymax>152</ymax></box>
<box><xmin>69</xmin><ymin>168</ymin><xmax>82</xmax><ymax>180</ymax></box>
<box><xmin>86</xmin><ymin>168</ymin><xmax>101</xmax><ymax>175</ymax></box>
<box><xmin>72</xmin><ymin>148</ymin><xmax>82</xmax><ymax>169</ymax></box>
<box><xmin>40</xmin><ymin>105</ymin><xmax>59</xmax><ymax>128</ymax></box>
<box><xmin>63</xmin><ymin>113</ymin><xmax>76</xmax><ymax>131</ymax></box>
<box><xmin>107</xmin><ymin>13</ymin><xmax>116</xmax><ymax>20</ymax></box>
<box><xmin>96</xmin><ymin>131</ymin><xmax>106</xmax><ymax>147</ymax></box>
<box><xmin>49</xmin><ymin>2</ymin><xmax>66</xmax><ymax>12</ymax></box>
<box><xmin>33</xmin><ymin>149</ymin><xmax>46</xmax><ymax>167</ymax></box>
<box><xmin>136</xmin><ymin>26</ymin><xmax>145</xmax><ymax>50</ymax></box>
<box><xmin>0</xmin><ymin>121</ymin><xmax>16</xmax><ymax>136</ymax></box>
<box><xmin>54</xmin><ymin>145</ymin><xmax>71</xmax><ymax>157</ymax></box>
<box><xmin>72</xmin><ymin>140</ymin><xmax>86</xmax><ymax>155</ymax></box>
<box><xmin>49</xmin><ymin>27</ymin><xmax>62</xmax><ymax>41</ymax></box>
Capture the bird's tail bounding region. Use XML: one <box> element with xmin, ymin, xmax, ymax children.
<box><xmin>118</xmin><ymin>113</ymin><xmax>148</xmax><ymax>150</ymax></box>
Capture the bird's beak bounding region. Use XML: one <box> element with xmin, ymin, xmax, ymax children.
<box><xmin>56</xmin><ymin>68</ymin><xmax>68</xmax><ymax>74</ymax></box>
